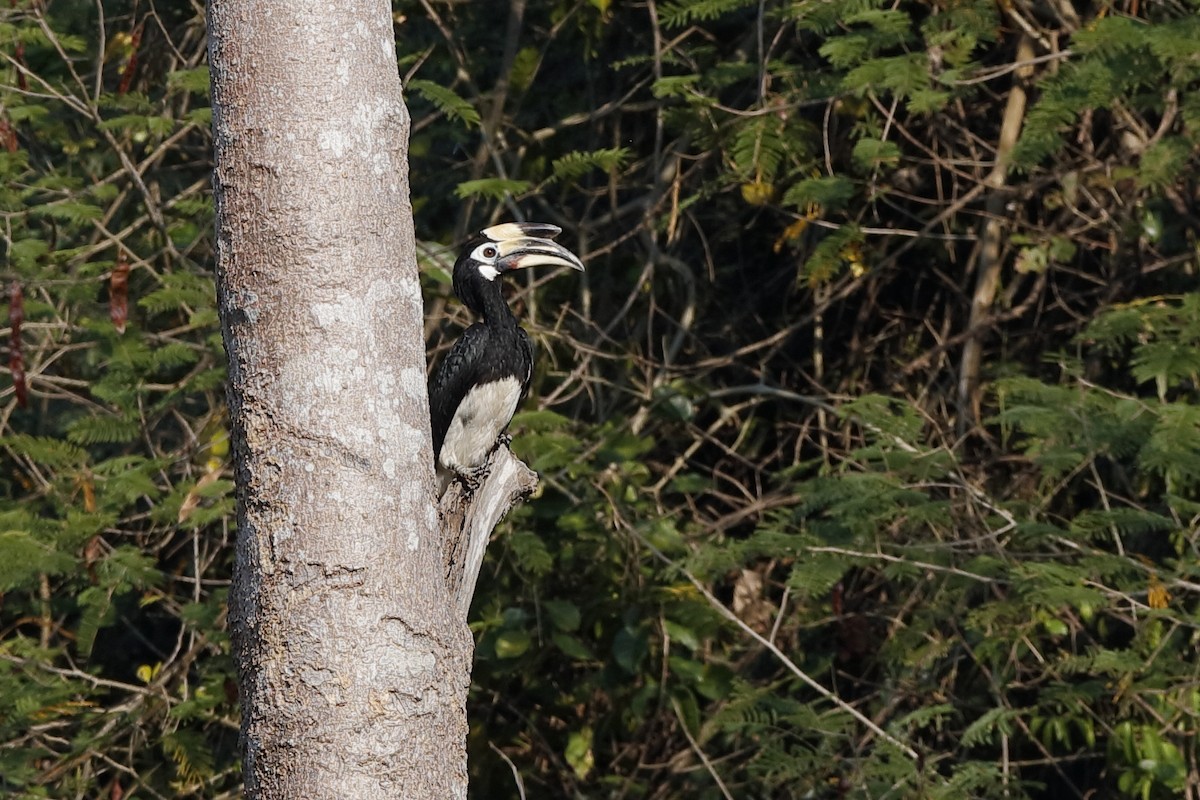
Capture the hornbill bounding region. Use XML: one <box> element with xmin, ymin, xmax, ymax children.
<box><xmin>429</xmin><ymin>222</ymin><xmax>584</xmax><ymax>495</ymax></box>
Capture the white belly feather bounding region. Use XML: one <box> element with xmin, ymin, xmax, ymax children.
<box><xmin>438</xmin><ymin>377</ymin><xmax>523</xmax><ymax>477</ymax></box>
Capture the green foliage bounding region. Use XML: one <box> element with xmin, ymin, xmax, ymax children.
<box><xmin>406</xmin><ymin>78</ymin><xmax>481</xmax><ymax>128</ymax></box>
<box><xmin>783</xmin><ymin>175</ymin><xmax>855</xmax><ymax>211</ymax></box>
<box><xmin>0</xmin><ymin>3</ymin><xmax>236</xmax><ymax>796</ymax></box>
<box><xmin>424</xmin><ymin>0</ymin><xmax>1200</xmax><ymax>794</ymax></box>
<box><xmin>659</xmin><ymin>0</ymin><xmax>756</xmax><ymax>27</ymax></box>
<box><xmin>550</xmin><ymin>147</ymin><xmax>630</xmax><ymax>183</ymax></box>
<box><xmin>729</xmin><ymin>115</ymin><xmax>789</xmax><ymax>182</ymax></box>
<box><xmin>138</xmin><ymin>271</ymin><xmax>217</xmax><ymax>316</ymax></box>
<box><xmin>65</xmin><ymin>414</ymin><xmax>142</xmax><ymax>445</ymax></box>
<box><xmin>818</xmin><ymin>9</ymin><xmax>914</xmax><ymax>69</ymax></box>
<box><xmin>802</xmin><ymin>223</ymin><xmax>864</xmax><ymax>284</ymax></box>
<box><xmin>454</xmin><ymin>177</ymin><xmax>532</xmax><ymax>200</ymax></box>
<box><xmin>650</xmin><ymin>73</ymin><xmax>701</xmax><ymax>99</ymax></box>
<box><xmin>851</xmin><ymin>136</ymin><xmax>901</xmax><ymax>170</ymax></box>
<box><xmin>167</xmin><ymin>66</ymin><xmax>211</xmax><ymax>96</ymax></box>
<box><xmin>5</xmin><ymin>0</ymin><xmax>1199</xmax><ymax>798</ymax></box>
<box><xmin>1016</xmin><ymin>13</ymin><xmax>1200</xmax><ymax>169</ymax></box>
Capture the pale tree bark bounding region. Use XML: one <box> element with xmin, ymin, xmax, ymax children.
<box><xmin>442</xmin><ymin>448</ymin><xmax>539</xmax><ymax>621</ymax></box>
<box><xmin>207</xmin><ymin>3</ymin><xmax>472</xmax><ymax>797</ymax></box>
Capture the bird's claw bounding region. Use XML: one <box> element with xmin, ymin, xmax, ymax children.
<box><xmin>452</xmin><ymin>436</ymin><xmax>515</xmax><ymax>493</ymax></box>
<box><xmin>463</xmin><ymin>463</ymin><xmax>489</xmax><ymax>490</ymax></box>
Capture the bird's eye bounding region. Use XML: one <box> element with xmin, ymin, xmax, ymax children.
<box><xmin>482</xmin><ymin>246</ymin><xmax>498</xmax><ymax>258</ymax></box>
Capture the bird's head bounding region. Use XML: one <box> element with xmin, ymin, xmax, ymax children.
<box><xmin>452</xmin><ymin>223</ymin><xmax>584</xmax><ymax>312</ymax></box>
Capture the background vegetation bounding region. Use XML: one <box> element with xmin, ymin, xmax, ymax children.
<box><xmin>1</xmin><ymin>0</ymin><xmax>1198</xmax><ymax>797</ymax></box>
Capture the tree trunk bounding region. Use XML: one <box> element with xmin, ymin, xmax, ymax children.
<box><xmin>207</xmin><ymin>3</ymin><xmax>470</xmax><ymax>797</ymax></box>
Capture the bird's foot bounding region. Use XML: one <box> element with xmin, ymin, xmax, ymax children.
<box><xmin>462</xmin><ymin>462</ymin><xmax>490</xmax><ymax>491</ymax></box>
<box><xmin>496</xmin><ymin>432</ymin><xmax>513</xmax><ymax>448</ymax></box>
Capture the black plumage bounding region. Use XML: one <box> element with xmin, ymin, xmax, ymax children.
<box><xmin>429</xmin><ymin>223</ymin><xmax>584</xmax><ymax>493</ymax></box>
<box><xmin>428</xmin><ymin>309</ymin><xmax>531</xmax><ymax>461</ymax></box>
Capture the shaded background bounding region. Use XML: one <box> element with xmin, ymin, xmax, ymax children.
<box><xmin>1</xmin><ymin>1</ymin><xmax>1199</xmax><ymax>797</ymax></box>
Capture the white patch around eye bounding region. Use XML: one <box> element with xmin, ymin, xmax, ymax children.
<box><xmin>470</xmin><ymin>242</ymin><xmax>499</xmax><ymax>262</ymax></box>
<box><xmin>469</xmin><ymin>242</ymin><xmax>501</xmax><ymax>281</ymax></box>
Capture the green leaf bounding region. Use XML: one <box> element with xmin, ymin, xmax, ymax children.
<box><xmin>65</xmin><ymin>416</ymin><xmax>141</xmax><ymax>446</ymax></box>
<box><xmin>664</xmin><ymin>619</ymin><xmax>701</xmax><ymax>650</ymax></box>
<box><xmin>510</xmin><ymin>409</ymin><xmax>572</xmax><ymax>431</ymax></box>
<box><xmin>1138</xmin><ymin>137</ymin><xmax>1192</xmax><ymax>191</ymax></box>
<box><xmin>75</xmin><ymin>585</ymin><xmax>115</xmax><ymax>658</ymax></box>
<box><xmin>961</xmin><ymin>707</ymin><xmax>1018</xmax><ymax>748</ymax></box>
<box><xmin>406</xmin><ymin>79</ymin><xmax>481</xmax><ymax>128</ymax></box>
<box><xmin>730</xmin><ymin>116</ymin><xmax>789</xmax><ymax>182</ymax></box>
<box><xmin>509</xmin><ymin>46</ymin><xmax>542</xmax><ymax>94</ymax></box>
<box><xmin>843</xmin><ymin>53</ymin><xmax>929</xmax><ymax>99</ymax></box>
<box><xmin>543</xmin><ymin>599</ymin><xmax>581</xmax><ymax>631</ymax></box>
<box><xmin>31</xmin><ymin>201</ymin><xmax>102</xmax><ymax>224</ymax></box>
<box><xmin>454</xmin><ymin>178</ymin><xmax>531</xmax><ymax>200</ymax></box>
<box><xmin>185</xmin><ymin>107</ymin><xmax>213</xmax><ymax>125</ymax></box>
<box><xmin>8</xmin><ymin>239</ymin><xmax>49</xmax><ymax>270</ymax></box>
<box><xmin>0</xmin><ymin>434</ymin><xmax>87</xmax><ymax>469</ymax></box>
<box><xmin>551</xmin><ymin>147</ymin><xmax>630</xmax><ymax>183</ymax></box>
<box><xmin>507</xmin><ymin>529</ymin><xmax>553</xmax><ymax>575</ymax></box>
<box><xmin>907</xmin><ymin>87</ymin><xmax>952</xmax><ymax>114</ymax></box>
<box><xmin>98</xmin><ymin>114</ymin><xmax>175</xmax><ymax>137</ymax></box>
<box><xmin>138</xmin><ymin>271</ymin><xmax>216</xmax><ymax>315</ymax></box>
<box><xmin>782</xmin><ymin>176</ymin><xmax>856</xmax><ymax>211</ymax></box>
<box><xmin>651</xmin><ymin>74</ymin><xmax>701</xmax><ymax>98</ymax></box>
<box><xmin>167</xmin><ymin>66</ymin><xmax>211</xmax><ymax>96</ymax></box>
<box><xmin>551</xmin><ymin>632</ymin><xmax>595</xmax><ymax>660</ymax></box>
<box><xmin>0</xmin><ymin>530</ymin><xmax>76</xmax><ymax>591</ymax></box>
<box><xmin>659</xmin><ymin>0</ymin><xmax>756</xmax><ymax>27</ymax></box>
<box><xmin>612</xmin><ymin>625</ymin><xmax>647</xmax><ymax>673</ymax></box>
<box><xmin>494</xmin><ymin>629</ymin><xmax>531</xmax><ymax>659</ymax></box>
<box><xmin>801</xmin><ymin>223</ymin><xmax>864</xmax><ymax>284</ymax></box>
<box><xmin>851</xmin><ymin>137</ymin><xmax>902</xmax><ymax>169</ymax></box>
<box><xmin>162</xmin><ymin>728</ymin><xmax>217</xmax><ymax>783</ymax></box>
<box><xmin>565</xmin><ymin>726</ymin><xmax>594</xmax><ymax>780</ymax></box>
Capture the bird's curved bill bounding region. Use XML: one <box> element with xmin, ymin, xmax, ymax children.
<box><xmin>495</xmin><ymin>237</ymin><xmax>585</xmax><ymax>273</ymax></box>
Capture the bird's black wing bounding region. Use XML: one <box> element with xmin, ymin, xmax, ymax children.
<box><xmin>428</xmin><ymin>323</ymin><xmax>489</xmax><ymax>458</ymax></box>
<box><xmin>518</xmin><ymin>328</ymin><xmax>534</xmax><ymax>396</ymax></box>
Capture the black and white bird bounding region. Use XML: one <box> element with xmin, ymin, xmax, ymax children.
<box><xmin>429</xmin><ymin>223</ymin><xmax>584</xmax><ymax>495</ymax></box>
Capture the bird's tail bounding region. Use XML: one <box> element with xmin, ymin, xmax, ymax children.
<box><xmin>436</xmin><ymin>466</ymin><xmax>455</xmax><ymax>499</ymax></box>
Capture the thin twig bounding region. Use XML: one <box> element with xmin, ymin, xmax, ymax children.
<box><xmin>635</xmin><ymin>532</ymin><xmax>921</xmax><ymax>761</ymax></box>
